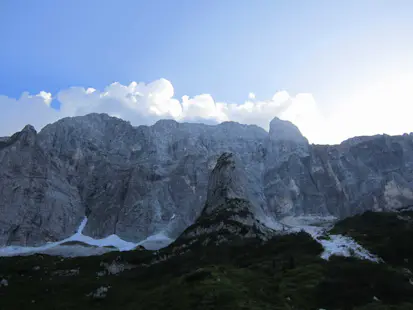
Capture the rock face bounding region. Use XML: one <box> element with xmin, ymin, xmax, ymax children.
<box><xmin>264</xmin><ymin>119</ymin><xmax>413</xmax><ymax>218</ymax></box>
<box><xmin>176</xmin><ymin>152</ymin><xmax>275</xmax><ymax>248</ymax></box>
<box><xmin>0</xmin><ymin>126</ymin><xmax>83</xmax><ymax>246</ymax></box>
<box><xmin>204</xmin><ymin>152</ymin><xmax>261</xmax><ymax>217</ymax></box>
<box><xmin>1</xmin><ymin>113</ymin><xmax>413</xmax><ymax>246</ymax></box>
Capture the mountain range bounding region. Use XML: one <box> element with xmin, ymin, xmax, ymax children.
<box><xmin>2</xmin><ymin>114</ymin><xmax>413</xmax><ymax>309</ymax></box>
<box><xmin>1</xmin><ymin>113</ymin><xmax>413</xmax><ymax>248</ymax></box>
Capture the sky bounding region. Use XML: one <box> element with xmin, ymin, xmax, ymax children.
<box><xmin>0</xmin><ymin>0</ymin><xmax>412</xmax><ymax>144</ymax></box>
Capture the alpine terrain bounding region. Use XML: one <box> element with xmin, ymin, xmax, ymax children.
<box><xmin>1</xmin><ymin>113</ymin><xmax>413</xmax><ymax>309</ymax></box>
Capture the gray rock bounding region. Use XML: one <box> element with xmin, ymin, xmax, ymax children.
<box><xmin>175</xmin><ymin>152</ymin><xmax>275</xmax><ymax>248</ymax></box>
<box><xmin>36</xmin><ymin>114</ymin><xmax>268</xmax><ymax>243</ymax></box>
<box><xmin>0</xmin><ymin>125</ymin><xmax>84</xmax><ymax>246</ymax></box>
<box><xmin>264</xmin><ymin>119</ymin><xmax>413</xmax><ymax>218</ymax></box>
<box><xmin>87</xmin><ymin>286</ymin><xmax>110</xmax><ymax>299</ymax></box>
<box><xmin>203</xmin><ymin>152</ymin><xmax>249</xmax><ymax>214</ymax></box>
<box><xmin>0</xmin><ymin>278</ymin><xmax>8</xmax><ymax>287</ymax></box>
<box><xmin>1</xmin><ymin>113</ymin><xmax>413</xmax><ymax>246</ymax></box>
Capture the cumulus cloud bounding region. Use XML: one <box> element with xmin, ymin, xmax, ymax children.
<box><xmin>1</xmin><ymin>75</ymin><xmax>412</xmax><ymax>144</ymax></box>
<box><xmin>0</xmin><ymin>92</ymin><xmax>58</xmax><ymax>137</ymax></box>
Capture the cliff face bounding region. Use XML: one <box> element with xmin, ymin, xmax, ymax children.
<box><xmin>266</xmin><ymin>131</ymin><xmax>413</xmax><ymax>219</ymax></box>
<box><xmin>175</xmin><ymin>152</ymin><xmax>274</xmax><ymax>249</ymax></box>
<box><xmin>0</xmin><ymin>125</ymin><xmax>83</xmax><ymax>246</ymax></box>
<box><xmin>1</xmin><ymin>113</ymin><xmax>413</xmax><ymax>246</ymax></box>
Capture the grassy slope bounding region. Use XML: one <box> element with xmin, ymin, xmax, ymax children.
<box><xmin>1</xmin><ymin>212</ymin><xmax>413</xmax><ymax>310</ymax></box>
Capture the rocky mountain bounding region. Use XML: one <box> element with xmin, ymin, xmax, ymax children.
<box><xmin>2</xmin><ymin>118</ymin><xmax>413</xmax><ymax>309</ymax></box>
<box><xmin>173</xmin><ymin>152</ymin><xmax>276</xmax><ymax>252</ymax></box>
<box><xmin>1</xmin><ymin>113</ymin><xmax>413</xmax><ymax>247</ymax></box>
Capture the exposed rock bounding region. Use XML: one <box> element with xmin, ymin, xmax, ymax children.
<box><xmin>265</xmin><ymin>121</ymin><xmax>413</xmax><ymax>218</ymax></box>
<box><xmin>99</xmin><ymin>260</ymin><xmax>135</xmax><ymax>276</ymax></box>
<box><xmin>203</xmin><ymin>153</ymin><xmax>250</xmax><ymax>215</ymax></box>
<box><xmin>87</xmin><ymin>286</ymin><xmax>110</xmax><ymax>299</ymax></box>
<box><xmin>0</xmin><ymin>125</ymin><xmax>84</xmax><ymax>246</ymax></box>
<box><xmin>1</xmin><ymin>113</ymin><xmax>413</xmax><ymax>247</ymax></box>
<box><xmin>35</xmin><ymin>114</ymin><xmax>268</xmax><ymax>244</ymax></box>
<box><xmin>52</xmin><ymin>268</ymin><xmax>80</xmax><ymax>277</ymax></box>
<box><xmin>175</xmin><ymin>153</ymin><xmax>275</xmax><ymax>248</ymax></box>
<box><xmin>0</xmin><ymin>278</ymin><xmax>8</xmax><ymax>287</ymax></box>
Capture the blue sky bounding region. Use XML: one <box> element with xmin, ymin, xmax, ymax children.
<box><xmin>0</xmin><ymin>0</ymin><xmax>413</xmax><ymax>143</ymax></box>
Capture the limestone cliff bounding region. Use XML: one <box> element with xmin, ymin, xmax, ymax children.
<box><xmin>1</xmin><ymin>113</ymin><xmax>412</xmax><ymax>246</ymax></box>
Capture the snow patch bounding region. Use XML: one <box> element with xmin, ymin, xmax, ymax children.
<box><xmin>137</xmin><ymin>232</ymin><xmax>173</xmax><ymax>250</ymax></box>
<box><xmin>318</xmin><ymin>234</ymin><xmax>380</xmax><ymax>261</ymax></box>
<box><xmin>0</xmin><ymin>217</ymin><xmax>173</xmax><ymax>257</ymax></box>
<box><xmin>38</xmin><ymin>245</ymin><xmax>114</xmax><ymax>257</ymax></box>
<box><xmin>66</xmin><ymin>232</ymin><xmax>137</xmax><ymax>251</ymax></box>
<box><xmin>280</xmin><ymin>216</ymin><xmax>381</xmax><ymax>262</ymax></box>
<box><xmin>76</xmin><ymin>217</ymin><xmax>88</xmax><ymax>234</ymax></box>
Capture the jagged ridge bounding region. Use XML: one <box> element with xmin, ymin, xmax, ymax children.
<box><xmin>1</xmin><ymin>113</ymin><xmax>413</xmax><ymax>247</ymax></box>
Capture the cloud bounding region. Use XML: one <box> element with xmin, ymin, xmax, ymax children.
<box><xmin>0</xmin><ymin>78</ymin><xmax>319</xmax><ymax>139</ymax></box>
<box><xmin>0</xmin><ymin>92</ymin><xmax>58</xmax><ymax>137</ymax></box>
<box><xmin>1</xmin><ymin>75</ymin><xmax>412</xmax><ymax>144</ymax></box>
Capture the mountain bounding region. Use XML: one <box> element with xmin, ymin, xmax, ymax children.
<box><xmin>2</xmin><ymin>122</ymin><xmax>413</xmax><ymax>309</ymax></box>
<box><xmin>171</xmin><ymin>152</ymin><xmax>276</xmax><ymax>254</ymax></box>
<box><xmin>1</xmin><ymin>113</ymin><xmax>413</xmax><ymax>247</ymax></box>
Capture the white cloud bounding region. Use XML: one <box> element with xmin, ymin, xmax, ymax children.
<box><xmin>1</xmin><ymin>75</ymin><xmax>412</xmax><ymax>144</ymax></box>
<box><xmin>0</xmin><ymin>92</ymin><xmax>58</xmax><ymax>137</ymax></box>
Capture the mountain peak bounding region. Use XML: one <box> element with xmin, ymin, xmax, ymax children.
<box><xmin>203</xmin><ymin>152</ymin><xmax>248</xmax><ymax>215</ymax></box>
<box><xmin>269</xmin><ymin>117</ymin><xmax>308</xmax><ymax>144</ymax></box>
<box><xmin>153</xmin><ymin>118</ymin><xmax>179</xmax><ymax>129</ymax></box>
<box><xmin>18</xmin><ymin>124</ymin><xmax>37</xmax><ymax>146</ymax></box>
<box><xmin>21</xmin><ymin>124</ymin><xmax>36</xmax><ymax>133</ymax></box>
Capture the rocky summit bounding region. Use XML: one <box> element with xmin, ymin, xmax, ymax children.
<box><xmin>1</xmin><ymin>113</ymin><xmax>413</xmax><ymax>247</ymax></box>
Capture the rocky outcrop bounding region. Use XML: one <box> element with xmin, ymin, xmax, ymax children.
<box><xmin>1</xmin><ymin>113</ymin><xmax>413</xmax><ymax>247</ymax></box>
<box><xmin>174</xmin><ymin>153</ymin><xmax>275</xmax><ymax>249</ymax></box>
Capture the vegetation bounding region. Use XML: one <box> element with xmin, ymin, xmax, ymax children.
<box><xmin>1</xmin><ymin>211</ymin><xmax>413</xmax><ymax>309</ymax></box>
<box><xmin>331</xmin><ymin>210</ymin><xmax>413</xmax><ymax>270</ymax></box>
